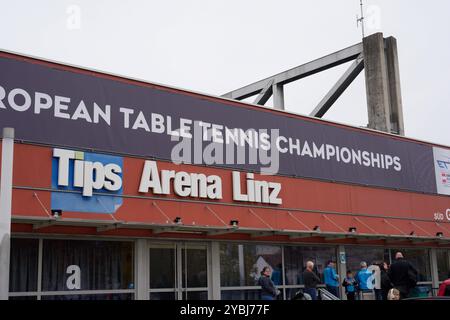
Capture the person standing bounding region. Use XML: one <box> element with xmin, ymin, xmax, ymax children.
<box><xmin>380</xmin><ymin>262</ymin><xmax>393</xmax><ymax>300</ymax></box>
<box><xmin>356</xmin><ymin>261</ymin><xmax>372</xmax><ymax>300</ymax></box>
<box><xmin>302</xmin><ymin>261</ymin><xmax>321</xmax><ymax>300</ymax></box>
<box><xmin>388</xmin><ymin>252</ymin><xmax>418</xmax><ymax>299</ymax></box>
<box><xmin>324</xmin><ymin>260</ymin><xmax>340</xmax><ymax>298</ymax></box>
<box><xmin>342</xmin><ymin>270</ymin><xmax>358</xmax><ymax>300</ymax></box>
<box><xmin>258</xmin><ymin>266</ymin><xmax>280</xmax><ymax>300</ymax></box>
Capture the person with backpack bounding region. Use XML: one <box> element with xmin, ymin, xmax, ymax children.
<box><xmin>388</xmin><ymin>252</ymin><xmax>418</xmax><ymax>299</ymax></box>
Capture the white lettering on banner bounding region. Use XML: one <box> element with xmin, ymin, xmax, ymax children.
<box><xmin>434</xmin><ymin>212</ymin><xmax>444</xmax><ymax>221</ymax></box>
<box><xmin>53</xmin><ymin>149</ymin><xmax>282</xmax><ymax>204</ymax></box>
<box><xmin>0</xmin><ymin>85</ymin><xmax>111</xmax><ymax>125</ymax></box>
<box><xmin>0</xmin><ymin>85</ymin><xmax>405</xmax><ymax>174</ymax></box>
<box><xmin>0</xmin><ymin>85</ymin><xmax>6</xmax><ymax>109</ymax></box>
<box><xmin>139</xmin><ymin>160</ymin><xmax>222</xmax><ymax>200</ymax></box>
<box><xmin>53</xmin><ymin>148</ymin><xmax>122</xmax><ymax>197</ymax></box>
<box><xmin>138</xmin><ymin>160</ymin><xmax>282</xmax><ymax>204</ymax></box>
<box><xmin>34</xmin><ymin>92</ymin><xmax>52</xmax><ymax>114</ymax></box>
<box><xmin>433</xmin><ymin>209</ymin><xmax>450</xmax><ymax>222</ymax></box>
<box><xmin>66</xmin><ymin>265</ymin><xmax>81</xmax><ymax>290</ymax></box>
<box><xmin>232</xmin><ymin>172</ymin><xmax>282</xmax><ymax>205</ymax></box>
<box><xmin>8</xmin><ymin>88</ymin><xmax>31</xmax><ymax>111</ymax></box>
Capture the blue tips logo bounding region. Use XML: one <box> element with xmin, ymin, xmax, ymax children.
<box><xmin>51</xmin><ymin>149</ymin><xmax>123</xmax><ymax>214</ymax></box>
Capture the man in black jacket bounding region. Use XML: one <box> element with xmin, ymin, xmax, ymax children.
<box><xmin>388</xmin><ymin>252</ymin><xmax>418</xmax><ymax>299</ymax></box>
<box><xmin>380</xmin><ymin>262</ymin><xmax>393</xmax><ymax>300</ymax></box>
<box><xmin>303</xmin><ymin>261</ymin><xmax>321</xmax><ymax>300</ymax></box>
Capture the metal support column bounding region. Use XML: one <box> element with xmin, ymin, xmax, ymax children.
<box><xmin>272</xmin><ymin>83</ymin><xmax>285</xmax><ymax>110</ymax></box>
<box><xmin>430</xmin><ymin>248</ymin><xmax>440</xmax><ymax>296</ymax></box>
<box><xmin>210</xmin><ymin>242</ymin><xmax>221</xmax><ymax>300</ymax></box>
<box><xmin>337</xmin><ymin>245</ymin><xmax>347</xmax><ymax>300</ymax></box>
<box><xmin>0</xmin><ymin>127</ymin><xmax>14</xmax><ymax>300</ymax></box>
<box><xmin>135</xmin><ymin>239</ymin><xmax>149</xmax><ymax>300</ymax></box>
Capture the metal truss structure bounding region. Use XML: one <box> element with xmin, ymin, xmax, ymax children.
<box><xmin>222</xmin><ymin>32</ymin><xmax>404</xmax><ymax>136</ymax></box>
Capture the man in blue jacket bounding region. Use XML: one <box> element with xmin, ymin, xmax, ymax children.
<box><xmin>356</xmin><ymin>261</ymin><xmax>373</xmax><ymax>300</ymax></box>
<box><xmin>324</xmin><ymin>260</ymin><xmax>340</xmax><ymax>298</ymax></box>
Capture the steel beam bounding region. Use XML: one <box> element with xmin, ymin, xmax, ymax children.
<box><xmin>272</xmin><ymin>83</ymin><xmax>285</xmax><ymax>110</ymax></box>
<box><xmin>310</xmin><ymin>54</ymin><xmax>364</xmax><ymax>117</ymax></box>
<box><xmin>222</xmin><ymin>43</ymin><xmax>363</xmax><ymax>100</ymax></box>
<box><xmin>253</xmin><ymin>80</ymin><xmax>273</xmax><ymax>105</ymax></box>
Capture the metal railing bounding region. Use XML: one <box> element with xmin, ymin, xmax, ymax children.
<box><xmin>318</xmin><ymin>288</ymin><xmax>340</xmax><ymax>300</ymax></box>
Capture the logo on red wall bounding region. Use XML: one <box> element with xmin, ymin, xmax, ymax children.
<box><xmin>51</xmin><ymin>149</ymin><xmax>123</xmax><ymax>214</ymax></box>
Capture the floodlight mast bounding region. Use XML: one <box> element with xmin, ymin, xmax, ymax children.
<box><xmin>357</xmin><ymin>0</ymin><xmax>365</xmax><ymax>38</ymax></box>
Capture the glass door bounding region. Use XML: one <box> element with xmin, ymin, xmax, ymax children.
<box><xmin>149</xmin><ymin>242</ymin><xmax>209</xmax><ymax>300</ymax></box>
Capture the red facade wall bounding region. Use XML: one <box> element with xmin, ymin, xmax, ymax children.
<box><xmin>3</xmin><ymin>142</ymin><xmax>449</xmax><ymax>244</ymax></box>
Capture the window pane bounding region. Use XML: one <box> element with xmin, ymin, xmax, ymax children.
<box><xmin>436</xmin><ymin>249</ymin><xmax>450</xmax><ymax>281</ymax></box>
<box><xmin>9</xmin><ymin>296</ymin><xmax>37</xmax><ymax>300</ymax></box>
<box><xmin>185</xmin><ymin>291</ymin><xmax>208</xmax><ymax>300</ymax></box>
<box><xmin>150</xmin><ymin>292</ymin><xmax>176</xmax><ymax>300</ymax></box>
<box><xmin>284</xmin><ymin>246</ymin><xmax>336</xmax><ymax>285</ymax></box>
<box><xmin>221</xmin><ymin>289</ymin><xmax>285</xmax><ymax>300</ymax></box>
<box><xmin>221</xmin><ymin>289</ymin><xmax>262</xmax><ymax>300</ymax></box>
<box><xmin>220</xmin><ymin>244</ymin><xmax>282</xmax><ymax>287</ymax></box>
<box><xmin>345</xmin><ymin>246</ymin><xmax>385</xmax><ymax>274</ymax></box>
<box><xmin>149</xmin><ymin>248</ymin><xmax>175</xmax><ymax>288</ymax></box>
<box><xmin>9</xmin><ymin>238</ymin><xmax>39</xmax><ymax>292</ymax></box>
<box><xmin>220</xmin><ymin>243</ymin><xmax>241</xmax><ymax>287</ymax></box>
<box><xmin>182</xmin><ymin>248</ymin><xmax>208</xmax><ymax>288</ymax></box>
<box><xmin>41</xmin><ymin>293</ymin><xmax>133</xmax><ymax>300</ymax></box>
<box><xmin>42</xmin><ymin>240</ymin><xmax>134</xmax><ymax>291</ymax></box>
<box><xmin>389</xmin><ymin>248</ymin><xmax>431</xmax><ymax>282</ymax></box>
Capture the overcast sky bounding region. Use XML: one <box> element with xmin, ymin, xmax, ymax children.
<box><xmin>1</xmin><ymin>0</ymin><xmax>449</xmax><ymax>146</ymax></box>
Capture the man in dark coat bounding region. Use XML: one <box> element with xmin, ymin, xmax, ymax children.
<box><xmin>380</xmin><ymin>262</ymin><xmax>393</xmax><ymax>300</ymax></box>
<box><xmin>388</xmin><ymin>252</ymin><xmax>418</xmax><ymax>299</ymax></box>
<box><xmin>302</xmin><ymin>261</ymin><xmax>321</xmax><ymax>300</ymax></box>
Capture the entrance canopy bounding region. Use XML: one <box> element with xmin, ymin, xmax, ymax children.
<box><xmin>12</xmin><ymin>197</ymin><xmax>450</xmax><ymax>247</ymax></box>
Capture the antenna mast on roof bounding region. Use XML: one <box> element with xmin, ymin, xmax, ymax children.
<box><xmin>356</xmin><ymin>0</ymin><xmax>365</xmax><ymax>38</ymax></box>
